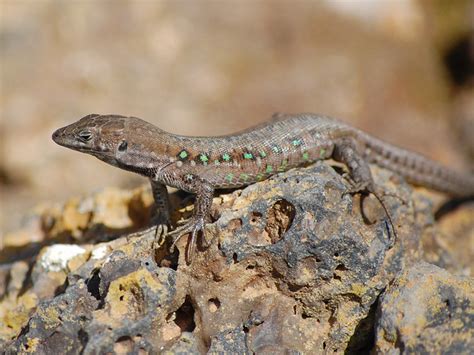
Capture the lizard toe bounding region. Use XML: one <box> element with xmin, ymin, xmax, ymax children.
<box><xmin>169</xmin><ymin>217</ymin><xmax>207</xmax><ymax>261</ymax></box>
<box><xmin>152</xmin><ymin>224</ymin><xmax>168</xmax><ymax>249</ymax></box>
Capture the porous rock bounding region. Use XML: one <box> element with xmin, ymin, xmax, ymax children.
<box><xmin>374</xmin><ymin>261</ymin><xmax>473</xmax><ymax>354</ymax></box>
<box><xmin>0</xmin><ymin>162</ymin><xmax>472</xmax><ymax>353</ymax></box>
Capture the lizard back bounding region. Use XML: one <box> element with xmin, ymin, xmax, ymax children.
<box><xmin>158</xmin><ymin>113</ymin><xmax>474</xmax><ymax>196</ymax></box>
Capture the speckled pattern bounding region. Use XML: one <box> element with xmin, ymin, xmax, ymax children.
<box><xmin>53</xmin><ymin>113</ymin><xmax>474</xmax><ymax>194</ymax></box>
<box><xmin>52</xmin><ymin>113</ymin><xmax>474</xmax><ymax>259</ymax></box>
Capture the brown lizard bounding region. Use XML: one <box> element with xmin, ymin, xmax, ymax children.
<box><xmin>52</xmin><ymin>113</ymin><xmax>474</xmax><ymax>259</ymax></box>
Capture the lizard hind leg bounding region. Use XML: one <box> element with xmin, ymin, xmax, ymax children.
<box><xmin>340</xmin><ymin>179</ymin><xmax>398</xmax><ymax>246</ymax></box>
<box><xmin>333</xmin><ymin>139</ymin><xmax>397</xmax><ymax>246</ymax></box>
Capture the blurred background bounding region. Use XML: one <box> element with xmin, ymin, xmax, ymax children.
<box><xmin>1</xmin><ymin>0</ymin><xmax>473</xmax><ymax>235</ymax></box>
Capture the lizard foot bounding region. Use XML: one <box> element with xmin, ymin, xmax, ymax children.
<box><xmin>152</xmin><ymin>224</ymin><xmax>169</xmax><ymax>250</ymax></box>
<box><xmin>169</xmin><ymin>216</ymin><xmax>207</xmax><ymax>261</ymax></box>
<box><xmin>341</xmin><ymin>181</ymin><xmax>372</xmax><ymax>198</ymax></box>
<box><xmin>341</xmin><ymin>183</ymin><xmax>397</xmax><ymax>247</ymax></box>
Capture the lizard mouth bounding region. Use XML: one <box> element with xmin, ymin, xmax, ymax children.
<box><xmin>52</xmin><ymin>128</ymin><xmax>93</xmax><ymax>153</ymax></box>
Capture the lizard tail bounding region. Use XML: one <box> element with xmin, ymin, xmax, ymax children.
<box><xmin>358</xmin><ymin>132</ymin><xmax>474</xmax><ymax>197</ymax></box>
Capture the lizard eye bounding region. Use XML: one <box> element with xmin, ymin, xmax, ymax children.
<box><xmin>78</xmin><ymin>130</ymin><xmax>93</xmax><ymax>142</ymax></box>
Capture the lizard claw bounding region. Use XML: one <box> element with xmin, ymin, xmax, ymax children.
<box><xmin>169</xmin><ymin>216</ymin><xmax>206</xmax><ymax>261</ymax></box>
<box><xmin>341</xmin><ymin>181</ymin><xmax>371</xmax><ymax>199</ymax></box>
<box><xmin>176</xmin><ymin>218</ymin><xmax>190</xmax><ymax>226</ymax></box>
<box><xmin>152</xmin><ymin>224</ymin><xmax>168</xmax><ymax>249</ymax></box>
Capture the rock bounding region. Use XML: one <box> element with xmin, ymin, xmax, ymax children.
<box><xmin>374</xmin><ymin>262</ymin><xmax>474</xmax><ymax>354</ymax></box>
<box><xmin>0</xmin><ymin>163</ymin><xmax>472</xmax><ymax>353</ymax></box>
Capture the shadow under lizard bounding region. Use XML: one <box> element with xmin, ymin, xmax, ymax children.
<box><xmin>52</xmin><ymin>113</ymin><xmax>474</xmax><ymax>260</ymax></box>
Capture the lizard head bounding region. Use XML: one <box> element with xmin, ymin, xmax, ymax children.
<box><xmin>53</xmin><ymin>114</ymin><xmax>169</xmax><ymax>176</ymax></box>
<box><xmin>52</xmin><ymin>114</ymin><xmax>128</xmax><ymax>163</ymax></box>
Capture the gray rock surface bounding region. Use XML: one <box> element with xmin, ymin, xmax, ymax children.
<box><xmin>375</xmin><ymin>262</ymin><xmax>473</xmax><ymax>354</ymax></box>
<box><xmin>0</xmin><ymin>163</ymin><xmax>472</xmax><ymax>353</ymax></box>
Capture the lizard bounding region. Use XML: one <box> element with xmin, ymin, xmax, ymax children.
<box><xmin>52</xmin><ymin>113</ymin><xmax>474</xmax><ymax>259</ymax></box>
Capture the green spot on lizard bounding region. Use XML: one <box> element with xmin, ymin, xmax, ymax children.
<box><xmin>199</xmin><ymin>153</ymin><xmax>209</xmax><ymax>164</ymax></box>
<box><xmin>178</xmin><ymin>150</ymin><xmax>189</xmax><ymax>160</ymax></box>
<box><xmin>222</xmin><ymin>153</ymin><xmax>231</xmax><ymax>162</ymax></box>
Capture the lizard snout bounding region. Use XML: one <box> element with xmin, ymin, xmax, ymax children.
<box><xmin>52</xmin><ymin>128</ymin><xmax>61</xmax><ymax>142</ymax></box>
<box><xmin>52</xmin><ymin>127</ymin><xmax>67</xmax><ymax>145</ymax></box>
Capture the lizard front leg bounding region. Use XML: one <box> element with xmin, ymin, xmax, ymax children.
<box><xmin>150</xmin><ymin>179</ymin><xmax>171</xmax><ymax>248</ymax></box>
<box><xmin>332</xmin><ymin>138</ymin><xmax>397</xmax><ymax>244</ymax></box>
<box><xmin>168</xmin><ymin>174</ymin><xmax>214</xmax><ymax>261</ymax></box>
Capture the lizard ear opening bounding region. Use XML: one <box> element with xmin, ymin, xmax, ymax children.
<box><xmin>118</xmin><ymin>140</ymin><xmax>128</xmax><ymax>152</ymax></box>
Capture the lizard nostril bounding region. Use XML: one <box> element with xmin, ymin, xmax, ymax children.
<box><xmin>52</xmin><ymin>129</ymin><xmax>61</xmax><ymax>142</ymax></box>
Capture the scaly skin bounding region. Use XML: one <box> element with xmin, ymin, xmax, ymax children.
<box><xmin>52</xmin><ymin>113</ymin><xmax>474</xmax><ymax>259</ymax></box>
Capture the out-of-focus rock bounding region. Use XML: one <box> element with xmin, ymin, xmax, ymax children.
<box><xmin>1</xmin><ymin>163</ymin><xmax>472</xmax><ymax>353</ymax></box>
<box><xmin>0</xmin><ymin>186</ymin><xmax>155</xmax><ymax>264</ymax></box>
<box><xmin>375</xmin><ymin>262</ymin><xmax>473</xmax><ymax>354</ymax></box>
<box><xmin>425</xmin><ymin>203</ymin><xmax>474</xmax><ymax>275</ymax></box>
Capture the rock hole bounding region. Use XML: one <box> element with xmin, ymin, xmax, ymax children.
<box><xmin>208</xmin><ymin>298</ymin><xmax>221</xmax><ymax>313</ymax></box>
<box><xmin>228</xmin><ymin>218</ymin><xmax>243</xmax><ymax>232</ymax></box>
<box><xmin>335</xmin><ymin>264</ymin><xmax>347</xmax><ymax>271</ymax></box>
<box><xmin>174</xmin><ymin>296</ymin><xmax>196</xmax><ymax>332</ymax></box>
<box><xmin>78</xmin><ymin>329</ymin><xmax>88</xmax><ymax>347</ymax></box>
<box><xmin>323</xmin><ymin>342</ymin><xmax>326</xmax><ymax>350</ymax></box>
<box><xmin>293</xmin><ymin>305</ymin><xmax>297</xmax><ymax>315</ymax></box>
<box><xmin>212</xmin><ymin>272</ymin><xmax>223</xmax><ymax>282</ymax></box>
<box><xmin>288</xmin><ymin>283</ymin><xmax>303</xmax><ymax>292</ymax></box>
<box><xmin>114</xmin><ymin>336</ymin><xmax>134</xmax><ymax>353</ymax></box>
<box><xmin>264</xmin><ymin>199</ymin><xmax>296</xmax><ymax>243</ymax></box>
<box><xmin>119</xmin><ymin>295</ymin><xmax>124</xmax><ymax>301</ymax></box>
<box><xmin>232</xmin><ymin>253</ymin><xmax>238</xmax><ymax>263</ymax></box>
<box><xmin>334</xmin><ymin>252</ymin><xmax>339</xmax><ymax>258</ymax></box>
<box><xmin>346</xmin><ymin>294</ymin><xmax>377</xmax><ymax>352</ymax></box>
<box><xmin>246</xmin><ymin>264</ymin><xmax>255</xmax><ymax>270</ymax></box>
<box><xmin>445</xmin><ymin>299</ymin><xmax>452</xmax><ymax>319</ymax></box>
<box><xmin>86</xmin><ymin>269</ymin><xmax>101</xmax><ymax>301</ymax></box>
<box><xmin>333</xmin><ymin>274</ymin><xmax>341</xmax><ymax>281</ymax></box>
<box><xmin>250</xmin><ymin>211</ymin><xmax>263</xmax><ymax>225</ymax></box>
